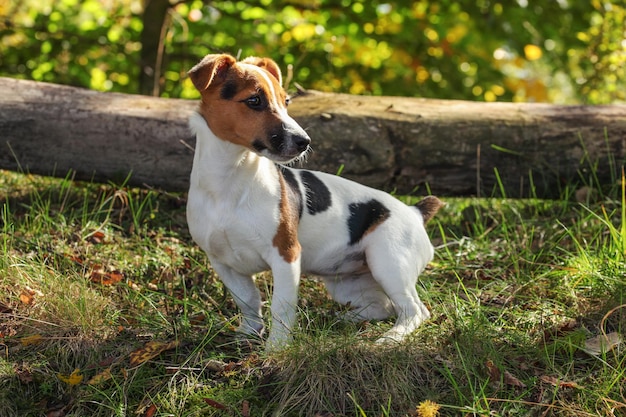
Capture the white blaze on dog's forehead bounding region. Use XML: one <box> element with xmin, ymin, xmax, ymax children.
<box><xmin>243</xmin><ymin>64</ymin><xmax>284</xmax><ymax>111</ymax></box>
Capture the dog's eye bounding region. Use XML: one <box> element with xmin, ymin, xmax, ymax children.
<box><xmin>245</xmin><ymin>95</ymin><xmax>262</xmax><ymax>108</ymax></box>
<box><xmin>285</xmin><ymin>97</ymin><xmax>291</xmax><ymax>106</ymax></box>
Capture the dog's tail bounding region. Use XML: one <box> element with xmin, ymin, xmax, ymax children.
<box><xmin>414</xmin><ymin>196</ymin><xmax>445</xmax><ymax>223</ymax></box>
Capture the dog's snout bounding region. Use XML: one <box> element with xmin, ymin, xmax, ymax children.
<box><xmin>295</xmin><ymin>134</ymin><xmax>311</xmax><ymax>152</ymax></box>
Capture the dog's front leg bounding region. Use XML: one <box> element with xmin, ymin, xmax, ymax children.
<box><xmin>211</xmin><ymin>261</ymin><xmax>264</xmax><ymax>337</ymax></box>
<box><xmin>266</xmin><ymin>259</ymin><xmax>301</xmax><ymax>351</ymax></box>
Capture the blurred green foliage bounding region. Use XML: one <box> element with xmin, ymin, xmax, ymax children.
<box><xmin>0</xmin><ymin>0</ymin><xmax>624</xmax><ymax>103</ymax></box>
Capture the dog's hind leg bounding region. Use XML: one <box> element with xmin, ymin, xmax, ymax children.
<box><xmin>323</xmin><ymin>274</ymin><xmax>395</xmax><ymax>322</ymax></box>
<box><xmin>365</xmin><ymin>244</ymin><xmax>431</xmax><ymax>343</ymax></box>
<box><xmin>211</xmin><ymin>261</ymin><xmax>264</xmax><ymax>337</ymax></box>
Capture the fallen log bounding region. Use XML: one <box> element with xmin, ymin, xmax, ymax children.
<box><xmin>1</xmin><ymin>77</ymin><xmax>625</xmax><ymax>198</ymax></box>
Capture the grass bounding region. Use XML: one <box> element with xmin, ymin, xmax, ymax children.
<box><xmin>1</xmin><ymin>167</ymin><xmax>625</xmax><ymax>417</ymax></box>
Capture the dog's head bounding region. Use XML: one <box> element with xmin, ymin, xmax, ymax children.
<box><xmin>188</xmin><ymin>54</ymin><xmax>311</xmax><ymax>164</ymax></box>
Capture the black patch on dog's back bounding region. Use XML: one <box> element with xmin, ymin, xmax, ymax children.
<box><xmin>347</xmin><ymin>199</ymin><xmax>391</xmax><ymax>245</ymax></box>
<box><xmin>279</xmin><ymin>167</ymin><xmax>303</xmax><ymax>219</ymax></box>
<box><xmin>300</xmin><ymin>171</ymin><xmax>332</xmax><ymax>215</ymax></box>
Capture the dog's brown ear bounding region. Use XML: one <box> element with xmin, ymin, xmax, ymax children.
<box><xmin>188</xmin><ymin>54</ymin><xmax>237</xmax><ymax>92</ymax></box>
<box><xmin>242</xmin><ymin>56</ymin><xmax>283</xmax><ymax>86</ymax></box>
<box><xmin>415</xmin><ymin>196</ymin><xmax>445</xmax><ymax>223</ymax></box>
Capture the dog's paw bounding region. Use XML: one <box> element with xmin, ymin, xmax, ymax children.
<box><xmin>374</xmin><ymin>331</ymin><xmax>404</xmax><ymax>345</ymax></box>
<box><xmin>265</xmin><ymin>329</ymin><xmax>292</xmax><ymax>352</ymax></box>
<box><xmin>236</xmin><ymin>322</ymin><xmax>265</xmax><ymax>338</ymax></box>
<box><xmin>374</xmin><ymin>311</ymin><xmax>430</xmax><ymax>344</ymax></box>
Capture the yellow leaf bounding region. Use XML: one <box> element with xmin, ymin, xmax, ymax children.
<box><xmin>57</xmin><ymin>368</ymin><xmax>83</xmax><ymax>386</ymax></box>
<box><xmin>20</xmin><ymin>334</ymin><xmax>44</xmax><ymax>346</ymax></box>
<box><xmin>87</xmin><ymin>367</ymin><xmax>112</xmax><ymax>385</ymax></box>
<box><xmin>19</xmin><ymin>290</ymin><xmax>34</xmax><ymax>305</ymax></box>
<box><xmin>524</xmin><ymin>44</ymin><xmax>542</xmax><ymax>61</ymax></box>
<box><xmin>129</xmin><ymin>340</ymin><xmax>179</xmax><ymax>366</ymax></box>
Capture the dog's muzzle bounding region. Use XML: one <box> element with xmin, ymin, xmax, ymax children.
<box><xmin>293</xmin><ymin>132</ymin><xmax>311</xmax><ymax>153</ymax></box>
<box><xmin>254</xmin><ymin>122</ymin><xmax>310</xmax><ymax>163</ymax></box>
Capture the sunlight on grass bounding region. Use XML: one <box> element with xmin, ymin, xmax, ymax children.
<box><xmin>1</xmin><ymin>169</ymin><xmax>625</xmax><ymax>416</ymax></box>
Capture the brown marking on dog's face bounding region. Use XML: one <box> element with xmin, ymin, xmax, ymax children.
<box><xmin>273</xmin><ymin>171</ymin><xmax>302</xmax><ymax>263</ymax></box>
<box><xmin>415</xmin><ymin>196</ymin><xmax>445</xmax><ymax>223</ymax></box>
<box><xmin>187</xmin><ymin>54</ymin><xmax>310</xmax><ymax>162</ymax></box>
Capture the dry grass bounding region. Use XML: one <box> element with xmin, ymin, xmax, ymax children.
<box><xmin>265</xmin><ymin>336</ymin><xmax>442</xmax><ymax>416</ymax></box>
<box><xmin>1</xmin><ymin>169</ymin><xmax>625</xmax><ymax>416</ymax></box>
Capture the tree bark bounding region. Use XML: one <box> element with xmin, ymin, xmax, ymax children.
<box><xmin>1</xmin><ymin>77</ymin><xmax>625</xmax><ymax>198</ymax></box>
<box><xmin>139</xmin><ymin>0</ymin><xmax>171</xmax><ymax>96</ymax></box>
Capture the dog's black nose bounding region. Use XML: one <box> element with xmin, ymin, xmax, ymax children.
<box><xmin>295</xmin><ymin>135</ymin><xmax>311</xmax><ymax>152</ymax></box>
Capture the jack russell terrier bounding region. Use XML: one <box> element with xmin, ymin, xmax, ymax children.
<box><xmin>186</xmin><ymin>53</ymin><xmax>443</xmax><ymax>350</ymax></box>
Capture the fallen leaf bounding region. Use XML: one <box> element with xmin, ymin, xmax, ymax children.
<box><xmin>485</xmin><ymin>359</ymin><xmax>500</xmax><ymax>380</ymax></box>
<box><xmin>223</xmin><ymin>361</ymin><xmax>240</xmax><ymax>373</ymax></box>
<box><xmin>46</xmin><ymin>405</ymin><xmax>70</xmax><ymax>417</ymax></box>
<box><xmin>66</xmin><ymin>254</ymin><xmax>85</xmax><ymax>266</ymax></box>
<box><xmin>20</xmin><ymin>334</ymin><xmax>44</xmax><ymax>346</ymax></box>
<box><xmin>87</xmin><ymin>230</ymin><xmax>105</xmax><ymax>244</ymax></box>
<box><xmin>19</xmin><ymin>287</ymin><xmax>41</xmax><ymax>305</ymax></box>
<box><xmin>485</xmin><ymin>360</ymin><xmax>525</xmax><ymax>388</ymax></box>
<box><xmin>539</xmin><ymin>375</ymin><xmax>582</xmax><ymax>389</ymax></box>
<box><xmin>205</xmin><ymin>359</ymin><xmax>227</xmax><ymax>372</ymax></box>
<box><xmin>503</xmin><ymin>369</ymin><xmax>526</xmax><ymax>388</ymax></box>
<box><xmin>189</xmin><ymin>312</ymin><xmax>206</xmax><ymax>325</ymax></box>
<box><xmin>57</xmin><ymin>368</ymin><xmax>83</xmax><ymax>386</ymax></box>
<box><xmin>582</xmin><ymin>332</ymin><xmax>623</xmax><ymax>356</ymax></box>
<box><xmin>14</xmin><ymin>365</ymin><xmax>33</xmax><ymax>383</ymax></box>
<box><xmin>203</xmin><ymin>398</ymin><xmax>227</xmax><ymax>410</ymax></box>
<box><xmin>479</xmin><ymin>290</ymin><xmax>512</xmax><ymax>306</ymax></box>
<box><xmin>89</xmin><ymin>270</ymin><xmax>123</xmax><ymax>286</ymax></box>
<box><xmin>86</xmin><ymin>367</ymin><xmax>112</xmax><ymax>385</ymax></box>
<box><xmin>143</xmin><ymin>404</ymin><xmax>157</xmax><ymax>417</ymax></box>
<box><xmin>98</xmin><ymin>357</ymin><xmax>117</xmax><ymax>368</ymax></box>
<box><xmin>19</xmin><ymin>291</ymin><xmax>34</xmax><ymax>305</ymax></box>
<box><xmin>129</xmin><ymin>340</ymin><xmax>180</xmax><ymax>366</ymax></box>
<box><xmin>127</xmin><ymin>280</ymin><xmax>141</xmax><ymax>291</ymax></box>
<box><xmin>242</xmin><ymin>400</ymin><xmax>250</xmax><ymax>417</ymax></box>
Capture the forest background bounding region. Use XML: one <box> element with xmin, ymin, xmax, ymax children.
<box><xmin>1</xmin><ymin>2</ymin><xmax>626</xmax><ymax>416</ymax></box>
<box><xmin>1</xmin><ymin>0</ymin><xmax>624</xmax><ymax>105</ymax></box>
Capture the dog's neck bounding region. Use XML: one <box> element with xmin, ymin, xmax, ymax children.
<box><xmin>189</xmin><ymin>112</ymin><xmax>277</xmax><ymax>198</ymax></box>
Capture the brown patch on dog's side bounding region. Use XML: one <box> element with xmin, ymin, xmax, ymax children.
<box><xmin>415</xmin><ymin>196</ymin><xmax>445</xmax><ymax>223</ymax></box>
<box><xmin>273</xmin><ymin>171</ymin><xmax>301</xmax><ymax>263</ymax></box>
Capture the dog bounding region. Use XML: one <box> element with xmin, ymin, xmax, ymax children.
<box><xmin>186</xmin><ymin>53</ymin><xmax>443</xmax><ymax>350</ymax></box>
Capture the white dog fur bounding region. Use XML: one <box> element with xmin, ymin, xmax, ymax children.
<box><xmin>186</xmin><ymin>53</ymin><xmax>443</xmax><ymax>350</ymax></box>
